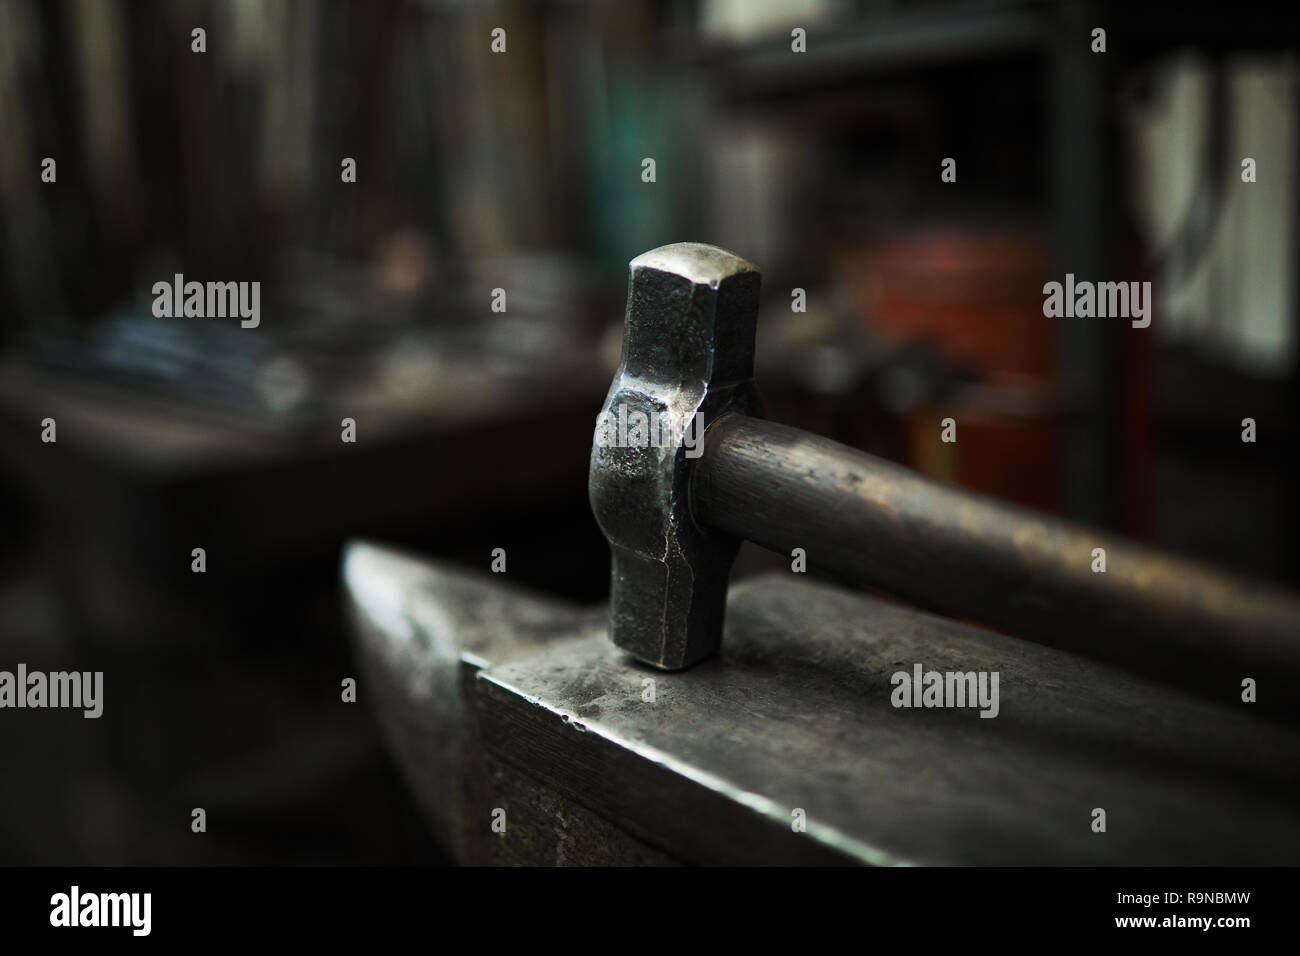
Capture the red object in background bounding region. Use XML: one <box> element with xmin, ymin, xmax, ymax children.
<box><xmin>838</xmin><ymin>227</ymin><xmax>1061</xmax><ymax>513</ymax></box>
<box><xmin>856</xmin><ymin>228</ymin><xmax>1054</xmax><ymax>379</ymax></box>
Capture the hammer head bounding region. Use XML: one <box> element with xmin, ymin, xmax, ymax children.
<box><xmin>589</xmin><ymin>242</ymin><xmax>762</xmax><ymax>669</ymax></box>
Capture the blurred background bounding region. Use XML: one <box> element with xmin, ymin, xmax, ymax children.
<box><xmin>0</xmin><ymin>0</ymin><xmax>1296</xmax><ymax>864</ymax></box>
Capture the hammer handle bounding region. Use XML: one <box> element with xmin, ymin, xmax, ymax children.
<box><xmin>694</xmin><ymin>414</ymin><xmax>1300</xmax><ymax>704</ymax></box>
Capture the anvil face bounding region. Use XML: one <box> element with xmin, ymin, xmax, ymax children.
<box><xmin>344</xmin><ymin>541</ymin><xmax>1300</xmax><ymax>866</ymax></box>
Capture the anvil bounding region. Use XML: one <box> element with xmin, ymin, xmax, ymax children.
<box><xmin>343</xmin><ymin>540</ymin><xmax>1300</xmax><ymax>865</ymax></box>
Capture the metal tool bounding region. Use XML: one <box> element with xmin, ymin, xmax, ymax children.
<box><xmin>589</xmin><ymin>243</ymin><xmax>762</xmax><ymax>669</ymax></box>
<box><xmin>589</xmin><ymin>242</ymin><xmax>1300</xmax><ymax>706</ymax></box>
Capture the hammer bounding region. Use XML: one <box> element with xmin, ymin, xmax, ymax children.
<box><xmin>589</xmin><ymin>242</ymin><xmax>1300</xmax><ymax>703</ymax></box>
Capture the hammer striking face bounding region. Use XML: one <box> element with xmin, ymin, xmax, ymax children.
<box><xmin>589</xmin><ymin>242</ymin><xmax>762</xmax><ymax>669</ymax></box>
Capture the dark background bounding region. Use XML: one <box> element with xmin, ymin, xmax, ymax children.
<box><xmin>0</xmin><ymin>0</ymin><xmax>1296</xmax><ymax>864</ymax></box>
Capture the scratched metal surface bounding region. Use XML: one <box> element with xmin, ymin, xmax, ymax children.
<box><xmin>343</xmin><ymin>540</ymin><xmax>600</xmax><ymax>863</ymax></box>
<box><xmin>477</xmin><ymin>573</ymin><xmax>1300</xmax><ymax>865</ymax></box>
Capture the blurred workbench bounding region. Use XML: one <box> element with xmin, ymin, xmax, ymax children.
<box><xmin>0</xmin><ymin>350</ymin><xmax>606</xmax><ymax>649</ymax></box>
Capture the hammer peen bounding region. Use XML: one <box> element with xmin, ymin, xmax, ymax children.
<box><xmin>589</xmin><ymin>242</ymin><xmax>1300</xmax><ymax>708</ymax></box>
